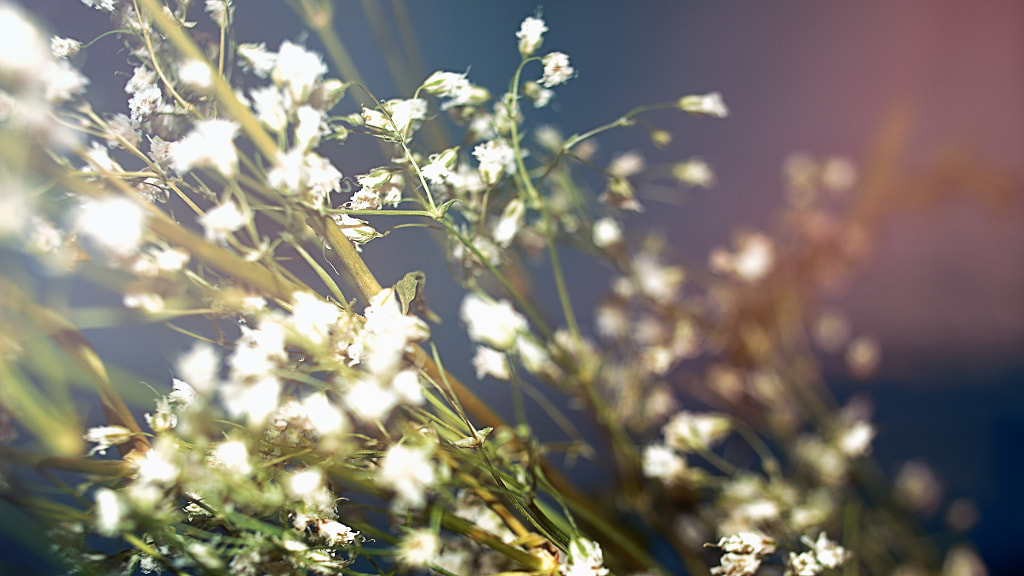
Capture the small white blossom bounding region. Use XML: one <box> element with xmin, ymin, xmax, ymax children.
<box><xmin>642</xmin><ymin>444</ymin><xmax>686</xmax><ymax>484</ymax></box>
<box><xmin>272</xmin><ymin>41</ymin><xmax>326</xmax><ymax>102</ymax></box>
<box><xmin>663</xmin><ymin>411</ymin><xmax>731</xmax><ymax>453</ymax></box>
<box><xmin>178</xmin><ymin>59</ymin><xmax>212</xmax><ymax>91</ymax></box>
<box><xmin>84</xmin><ymin>425</ymin><xmax>133</xmax><ymax>456</ymax></box>
<box><xmin>517</xmin><ymin>16</ymin><xmax>548</xmax><ymax>57</ymax></box>
<box><xmin>238</xmin><ymin>43</ymin><xmax>277</xmax><ymax>78</ymax></box>
<box><xmin>460</xmin><ymin>293</ymin><xmax>528</xmax><ymax>351</ymax></box>
<box><xmin>592</xmin><ymin>217</ymin><xmax>623</xmax><ymax>248</ymax></box>
<box><xmin>175</xmin><ymin>342</ymin><xmax>220</xmax><ymax>395</ymax></box>
<box><xmin>473</xmin><ymin>346</ymin><xmax>510</xmax><ymax>380</ymax></box>
<box><xmin>493</xmin><ymin>198</ymin><xmax>526</xmax><ymax>247</ymax></box>
<box><xmin>198</xmin><ymin>201</ymin><xmax>248</xmax><ymax>243</ymax></box>
<box><xmin>50</xmin><ymin>36</ymin><xmax>82</xmax><ymax>59</ymax></box>
<box><xmin>837</xmin><ymin>420</ymin><xmax>875</xmax><ymax>457</ymax></box>
<box><xmin>673</xmin><ymin>158</ymin><xmax>716</xmax><ymax>187</ymax></box>
<box><xmin>379</xmin><ymin>443</ymin><xmax>437</xmax><ymax>509</ymax></box>
<box><xmin>540</xmin><ymin>52</ymin><xmax>574</xmax><ymax>88</ymax></box>
<box><xmin>77</xmin><ymin>196</ymin><xmax>147</xmax><ymax>258</ymax></box>
<box><xmin>679</xmin><ymin>91</ymin><xmax>729</xmax><ymax>118</ymax></box>
<box><xmin>172</xmin><ymin>119</ymin><xmax>240</xmax><ymax>177</ymax></box>
<box><xmin>205</xmin><ymin>0</ymin><xmax>233</xmax><ymax>26</ymax></box>
<box><xmin>209</xmin><ymin>440</ymin><xmax>251</xmax><ymax>476</ymax></box>
<box><xmin>288</xmin><ymin>291</ymin><xmax>340</xmax><ymax>346</ymax></box>
<box><xmin>94</xmin><ymin>488</ymin><xmax>124</xmax><ymax>536</ymax></box>
<box><xmin>250</xmin><ymin>86</ymin><xmax>287</xmax><ymax>132</ymax></box>
<box><xmin>473</xmin><ymin>139</ymin><xmax>515</xmax><ymax>186</ymax></box>
<box><xmin>561</xmin><ymin>538</ymin><xmax>609</xmax><ymax>576</ymax></box>
<box><xmin>397</xmin><ymin>529</ymin><xmax>440</xmax><ymax>567</ymax></box>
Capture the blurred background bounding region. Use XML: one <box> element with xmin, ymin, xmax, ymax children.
<box><xmin>8</xmin><ymin>0</ymin><xmax>1024</xmax><ymax>574</ymax></box>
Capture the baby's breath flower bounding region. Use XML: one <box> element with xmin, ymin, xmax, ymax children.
<box><xmin>50</xmin><ymin>36</ymin><xmax>82</xmax><ymax>59</ymax></box>
<box><xmin>209</xmin><ymin>439</ymin><xmax>252</xmax><ymax>476</ymax></box>
<box><xmin>77</xmin><ymin>196</ymin><xmax>147</xmax><ymax>258</ymax></box>
<box><xmin>238</xmin><ymin>42</ymin><xmax>277</xmax><ymax>78</ymax></box>
<box><xmin>836</xmin><ymin>420</ymin><xmax>875</xmax><ymax>457</ymax></box>
<box><xmin>272</xmin><ymin>41</ymin><xmax>327</xmax><ymax>102</ymax></box>
<box><xmin>93</xmin><ymin>488</ymin><xmax>124</xmax><ymax>536</ymax></box>
<box><xmin>198</xmin><ymin>200</ymin><xmax>247</xmax><ymax>243</ymax></box>
<box><xmin>561</xmin><ymin>538</ymin><xmax>609</xmax><ymax>576</ymax></box>
<box><xmin>473</xmin><ymin>345</ymin><xmax>510</xmax><ymax>380</ymax></box>
<box><xmin>493</xmin><ymin>198</ymin><xmax>526</xmax><ymax>247</ymax></box>
<box><xmin>663</xmin><ymin>411</ymin><xmax>731</xmax><ymax>453</ymax></box>
<box><xmin>178</xmin><ymin>59</ymin><xmax>212</xmax><ymax>92</ymax></box>
<box><xmin>83</xmin><ymin>425</ymin><xmax>133</xmax><ymax>456</ymax></box>
<box><xmin>679</xmin><ymin>91</ymin><xmax>729</xmax><ymax>118</ymax></box>
<box><xmin>80</xmin><ymin>0</ymin><xmax>117</xmax><ymax>11</ymax></box>
<box><xmin>608</xmin><ymin>151</ymin><xmax>645</xmax><ymax>178</ymax></box>
<box><xmin>421</xmin><ymin>147</ymin><xmax>458</xmax><ymax>184</ymax></box>
<box><xmin>362</xmin><ymin>98</ymin><xmax>427</xmax><ymax>137</ymax></box>
<box><xmin>674</xmin><ymin>158</ymin><xmax>716</xmax><ymax>187</ymax></box>
<box><xmin>379</xmin><ymin>443</ymin><xmax>437</xmax><ymax>509</ymax></box>
<box><xmin>174</xmin><ymin>342</ymin><xmax>220</xmax><ymax>395</ymax></box>
<box><xmin>204</xmin><ymin>0</ymin><xmax>233</xmax><ymax>27</ymax></box>
<box><xmin>517</xmin><ymin>16</ymin><xmax>548</xmax><ymax>58</ymax></box>
<box><xmin>592</xmin><ymin>217</ymin><xmax>623</xmax><ymax>249</ymax></box>
<box><xmin>540</xmin><ymin>51</ymin><xmax>574</xmax><ymax>88</ymax></box>
<box><xmin>330</xmin><ymin>213</ymin><xmax>380</xmax><ymax>249</ymax></box>
<box><xmin>472</xmin><ymin>139</ymin><xmax>515</xmax><ymax>186</ymax></box>
<box><xmin>318</xmin><ymin>520</ymin><xmax>358</xmax><ymax>547</ymax></box>
<box><xmin>460</xmin><ymin>293</ymin><xmax>528</xmax><ymax>351</ymax></box>
<box><xmin>642</xmin><ymin>444</ymin><xmax>687</xmax><ymax>484</ymax></box>
<box><xmin>288</xmin><ymin>291</ymin><xmax>340</xmax><ymax>346</ymax></box>
<box><xmin>397</xmin><ymin>529</ymin><xmax>440</xmax><ymax>567</ymax></box>
<box><xmin>172</xmin><ymin>119</ymin><xmax>240</xmax><ymax>177</ymax></box>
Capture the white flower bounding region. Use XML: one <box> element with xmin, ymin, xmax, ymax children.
<box><xmin>673</xmin><ymin>158</ymin><xmax>716</xmax><ymax>187</ymax></box>
<box><xmin>420</xmin><ymin>147</ymin><xmax>458</xmax><ymax>185</ymax></box>
<box><xmin>288</xmin><ymin>291</ymin><xmax>340</xmax><ymax>346</ymax></box>
<box><xmin>712</xmin><ymin>552</ymin><xmax>763</xmax><ymax>576</ymax></box>
<box><xmin>379</xmin><ymin>443</ymin><xmax>436</xmax><ymax>509</ymax></box>
<box><xmin>344</xmin><ymin>377</ymin><xmax>399</xmax><ymax>422</ymax></box>
<box><xmin>421</xmin><ymin>71</ymin><xmax>474</xmax><ymax>108</ymax></box>
<box><xmin>220</xmin><ymin>373</ymin><xmax>282</xmax><ymax>426</ymax></box>
<box><xmin>397</xmin><ymin>529</ymin><xmax>440</xmax><ymax>567</ymax></box>
<box><xmin>302</xmin><ymin>392</ymin><xmax>348</xmax><ymax>436</ymax></box>
<box><xmin>732</xmin><ymin>234</ymin><xmax>774</xmax><ymax>282</ymax></box>
<box><xmin>804</xmin><ymin>532</ymin><xmax>848</xmax><ymax>569</ymax></box>
<box><xmin>560</xmin><ymin>538</ymin><xmax>609</xmax><ymax>576</ymax></box>
<box><xmin>679</xmin><ymin>91</ymin><xmax>729</xmax><ymax>118</ymax></box>
<box><xmin>295</xmin><ymin>105</ymin><xmax>323</xmax><ymax>151</ymax></box>
<box><xmin>642</xmin><ymin>444</ymin><xmax>686</xmax><ymax>484</ymax></box>
<box><xmin>272</xmin><ymin>41</ymin><xmax>326</xmax><ymax>102</ymax></box>
<box><xmin>238</xmin><ymin>43</ymin><xmax>277</xmax><ymax>78</ymax></box>
<box><xmin>77</xmin><ymin>196</ymin><xmax>147</xmax><ymax>258</ymax></box>
<box><xmin>493</xmin><ymin>198</ymin><xmax>525</xmax><ymax>247</ymax></box>
<box><xmin>50</xmin><ymin>36</ymin><xmax>82</xmax><ymax>59</ymax></box>
<box><xmin>362</xmin><ymin>98</ymin><xmax>427</xmax><ymax>137</ymax></box>
<box><xmin>663</xmin><ymin>411</ymin><xmax>731</xmax><ymax>453</ymax></box>
<box><xmin>94</xmin><ymin>488</ymin><xmax>124</xmax><ymax>536</ymax></box>
<box><xmin>460</xmin><ymin>293</ymin><xmax>527</xmax><ymax>351</ymax></box>
<box><xmin>318</xmin><ymin>520</ymin><xmax>358</xmax><ymax>547</ymax></box>
<box><xmin>250</xmin><ymin>86</ymin><xmax>287</xmax><ymax>132</ymax></box>
<box><xmin>608</xmin><ymin>151</ymin><xmax>645</xmax><ymax>178</ymax></box>
<box><xmin>209</xmin><ymin>440</ymin><xmax>251</xmax><ymax>476</ymax></box>
<box><xmin>178</xmin><ymin>59</ymin><xmax>212</xmax><ymax>91</ymax></box>
<box><xmin>83</xmin><ymin>425</ymin><xmax>133</xmax><ymax>456</ymax></box>
<box><xmin>517</xmin><ymin>16</ymin><xmax>548</xmax><ymax>57</ymax></box>
<box><xmin>330</xmin><ymin>214</ymin><xmax>379</xmax><ymax>248</ymax></box>
<box><xmin>715</xmin><ymin>532</ymin><xmax>777</xmax><ymax>556</ymax></box>
<box><xmin>198</xmin><ymin>201</ymin><xmax>248</xmax><ymax>243</ymax></box>
<box><xmin>592</xmin><ymin>217</ymin><xmax>623</xmax><ymax>248</ymax></box>
<box><xmin>540</xmin><ymin>52</ymin><xmax>574</xmax><ymax>88</ymax></box>
<box><xmin>473</xmin><ymin>139</ymin><xmax>515</xmax><ymax>186</ymax></box>
<box><xmin>172</xmin><ymin>119</ymin><xmax>240</xmax><ymax>177</ymax></box>
<box><xmin>204</xmin><ymin>0</ymin><xmax>233</xmax><ymax>26</ymax></box>
<box><xmin>175</xmin><ymin>343</ymin><xmax>220</xmax><ymax>395</ymax></box>
<box><xmin>473</xmin><ymin>346</ymin><xmax>510</xmax><ymax>380</ymax></box>
<box><xmin>169</xmin><ymin>378</ymin><xmax>198</xmax><ymax>407</ymax></box>
<box><xmin>836</xmin><ymin>420</ymin><xmax>875</xmax><ymax>457</ymax></box>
